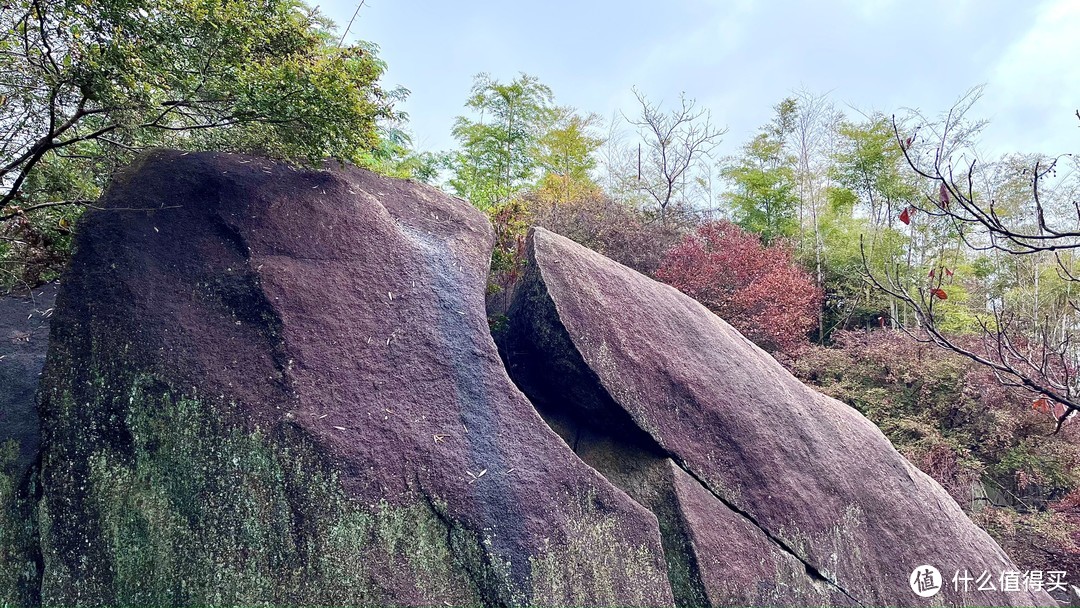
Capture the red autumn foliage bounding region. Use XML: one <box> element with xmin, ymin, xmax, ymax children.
<box><xmin>656</xmin><ymin>221</ymin><xmax>823</xmax><ymax>354</ymax></box>
<box><xmin>1033</xmin><ymin>397</ymin><xmax>1068</xmax><ymax>420</ymax></box>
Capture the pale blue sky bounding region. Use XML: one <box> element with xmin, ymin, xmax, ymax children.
<box><xmin>317</xmin><ymin>0</ymin><xmax>1079</xmax><ymax>160</ymax></box>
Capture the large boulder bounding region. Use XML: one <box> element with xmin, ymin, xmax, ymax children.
<box><xmin>23</xmin><ymin>150</ymin><xmax>1054</xmax><ymax>607</ymax></box>
<box><xmin>34</xmin><ymin>151</ymin><xmax>672</xmax><ymax>606</ymax></box>
<box><xmin>498</xmin><ymin>227</ymin><xmax>1055</xmax><ymax>607</ymax></box>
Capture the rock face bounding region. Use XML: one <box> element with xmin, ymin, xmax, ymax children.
<box><xmin>499</xmin><ymin>227</ymin><xmax>1055</xmax><ymax>607</ymax></box>
<box><xmin>33</xmin><ymin>151</ymin><xmax>672</xmax><ymax>606</ymax></box>
<box><xmin>1</xmin><ymin>283</ymin><xmax>56</xmax><ymax>607</ymax></box>
<box><xmin>19</xmin><ymin>150</ymin><xmax>1053</xmax><ymax>607</ymax></box>
<box><xmin>0</xmin><ymin>283</ymin><xmax>55</xmax><ymax>479</ymax></box>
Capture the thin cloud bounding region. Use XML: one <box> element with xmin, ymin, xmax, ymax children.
<box><xmin>326</xmin><ymin>0</ymin><xmax>1070</xmax><ymax>160</ymax></box>
<box><xmin>984</xmin><ymin>0</ymin><xmax>1080</xmax><ymax>155</ymax></box>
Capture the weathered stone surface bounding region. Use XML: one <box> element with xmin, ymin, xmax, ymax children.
<box><xmin>500</xmin><ymin>227</ymin><xmax>1055</xmax><ymax>607</ymax></box>
<box><xmin>24</xmin><ymin>152</ymin><xmax>1057</xmax><ymax>607</ymax></box>
<box><xmin>34</xmin><ymin>151</ymin><xmax>672</xmax><ymax>606</ymax></box>
<box><xmin>0</xmin><ymin>282</ymin><xmax>56</xmax><ymax>478</ymax></box>
<box><xmin>1</xmin><ymin>283</ymin><xmax>54</xmax><ymax>607</ymax></box>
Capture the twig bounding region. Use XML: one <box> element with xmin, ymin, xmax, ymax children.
<box><xmin>338</xmin><ymin>0</ymin><xmax>366</xmax><ymax>47</ymax></box>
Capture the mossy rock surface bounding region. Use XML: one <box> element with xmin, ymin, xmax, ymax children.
<box><xmin>29</xmin><ymin>151</ymin><xmax>1041</xmax><ymax>608</ymax></box>
<box><xmin>0</xmin><ymin>283</ymin><xmax>56</xmax><ymax>607</ymax></box>
<box><xmin>31</xmin><ymin>151</ymin><xmax>673</xmax><ymax>607</ymax></box>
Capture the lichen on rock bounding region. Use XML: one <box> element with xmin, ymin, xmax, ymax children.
<box><xmin>30</xmin><ymin>151</ymin><xmax>672</xmax><ymax>607</ymax></box>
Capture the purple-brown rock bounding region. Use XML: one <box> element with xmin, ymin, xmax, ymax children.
<box><xmin>20</xmin><ymin>149</ymin><xmax>1053</xmax><ymax>608</ymax></box>
<box><xmin>32</xmin><ymin>152</ymin><xmax>672</xmax><ymax>606</ymax></box>
<box><xmin>499</xmin><ymin>227</ymin><xmax>1055</xmax><ymax>607</ymax></box>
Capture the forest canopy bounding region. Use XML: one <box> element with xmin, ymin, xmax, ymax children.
<box><xmin>0</xmin><ymin>0</ymin><xmax>423</xmax><ymax>284</ymax></box>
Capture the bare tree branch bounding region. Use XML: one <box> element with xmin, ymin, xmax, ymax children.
<box><xmin>626</xmin><ymin>89</ymin><xmax>726</xmax><ymax>226</ymax></box>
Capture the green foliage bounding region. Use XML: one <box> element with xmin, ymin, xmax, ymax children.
<box><xmin>830</xmin><ymin>116</ymin><xmax>918</xmax><ymax>224</ymax></box>
<box><xmin>927</xmin><ymin>280</ymin><xmax>987</xmax><ymax>335</ymax></box>
<box><xmin>448</xmin><ymin>74</ymin><xmax>616</xmax><ymax>316</ymax></box>
<box><xmin>447</xmin><ymin>72</ymin><xmax>555</xmax><ymax>209</ymax></box>
<box><xmin>810</xmin><ymin>186</ymin><xmax>907</xmax><ymax>335</ymax></box>
<box><xmin>0</xmin><ymin>0</ymin><xmax>399</xmax><ymax>286</ymax></box>
<box><xmin>822</xmin><ymin>117</ymin><xmax>921</xmax><ymax>330</ymax></box>
<box><xmin>360</xmin><ymin>118</ymin><xmax>446</xmax><ymax>183</ymax></box>
<box><xmin>722</xmin><ymin>100</ymin><xmax>798</xmax><ymax>243</ymax></box>
<box><xmin>533</xmin><ymin>108</ymin><xmax>604</xmax><ymax>205</ymax></box>
<box><xmin>536</xmin><ymin>109</ymin><xmax>603</xmax><ymax>183</ymax></box>
<box><xmin>351</xmin><ymin>86</ymin><xmax>446</xmax><ymax>183</ymax></box>
<box><xmin>722</xmin><ymin>133</ymin><xmax>799</xmax><ymax>243</ymax></box>
<box><xmin>486</xmin><ymin>198</ymin><xmax>531</xmax><ymax>298</ymax></box>
<box><xmin>992</xmin><ymin>437</ymin><xmax>1080</xmax><ymax>499</ymax></box>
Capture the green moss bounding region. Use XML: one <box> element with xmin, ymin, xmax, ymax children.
<box><xmin>778</xmin><ymin>502</ymin><xmax>864</xmax><ymax>594</ymax></box>
<box><xmin>0</xmin><ymin>439</ymin><xmax>39</xmax><ymax>608</ymax></box>
<box><xmin>37</xmin><ymin>372</ymin><xmax>490</xmax><ymax>607</ymax></box>
<box><xmin>315</xmin><ymin>499</ymin><xmax>497</xmax><ymax>605</ymax></box>
<box><xmin>0</xmin><ymin>443</ymin><xmax>17</xmax><ymax>598</ymax></box>
<box><xmin>653</xmin><ymin>508</ymin><xmax>707</xmax><ymax>608</ymax></box>
<box><xmin>528</xmin><ymin>497</ymin><xmax>667</xmax><ymax>607</ymax></box>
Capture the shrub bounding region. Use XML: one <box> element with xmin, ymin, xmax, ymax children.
<box><xmin>656</xmin><ymin>221</ymin><xmax>822</xmax><ymax>354</ymax></box>
<box><xmin>526</xmin><ymin>191</ymin><xmax>684</xmax><ymax>276</ymax></box>
<box><xmin>791</xmin><ymin>329</ymin><xmax>1080</xmax><ymax>574</ymax></box>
